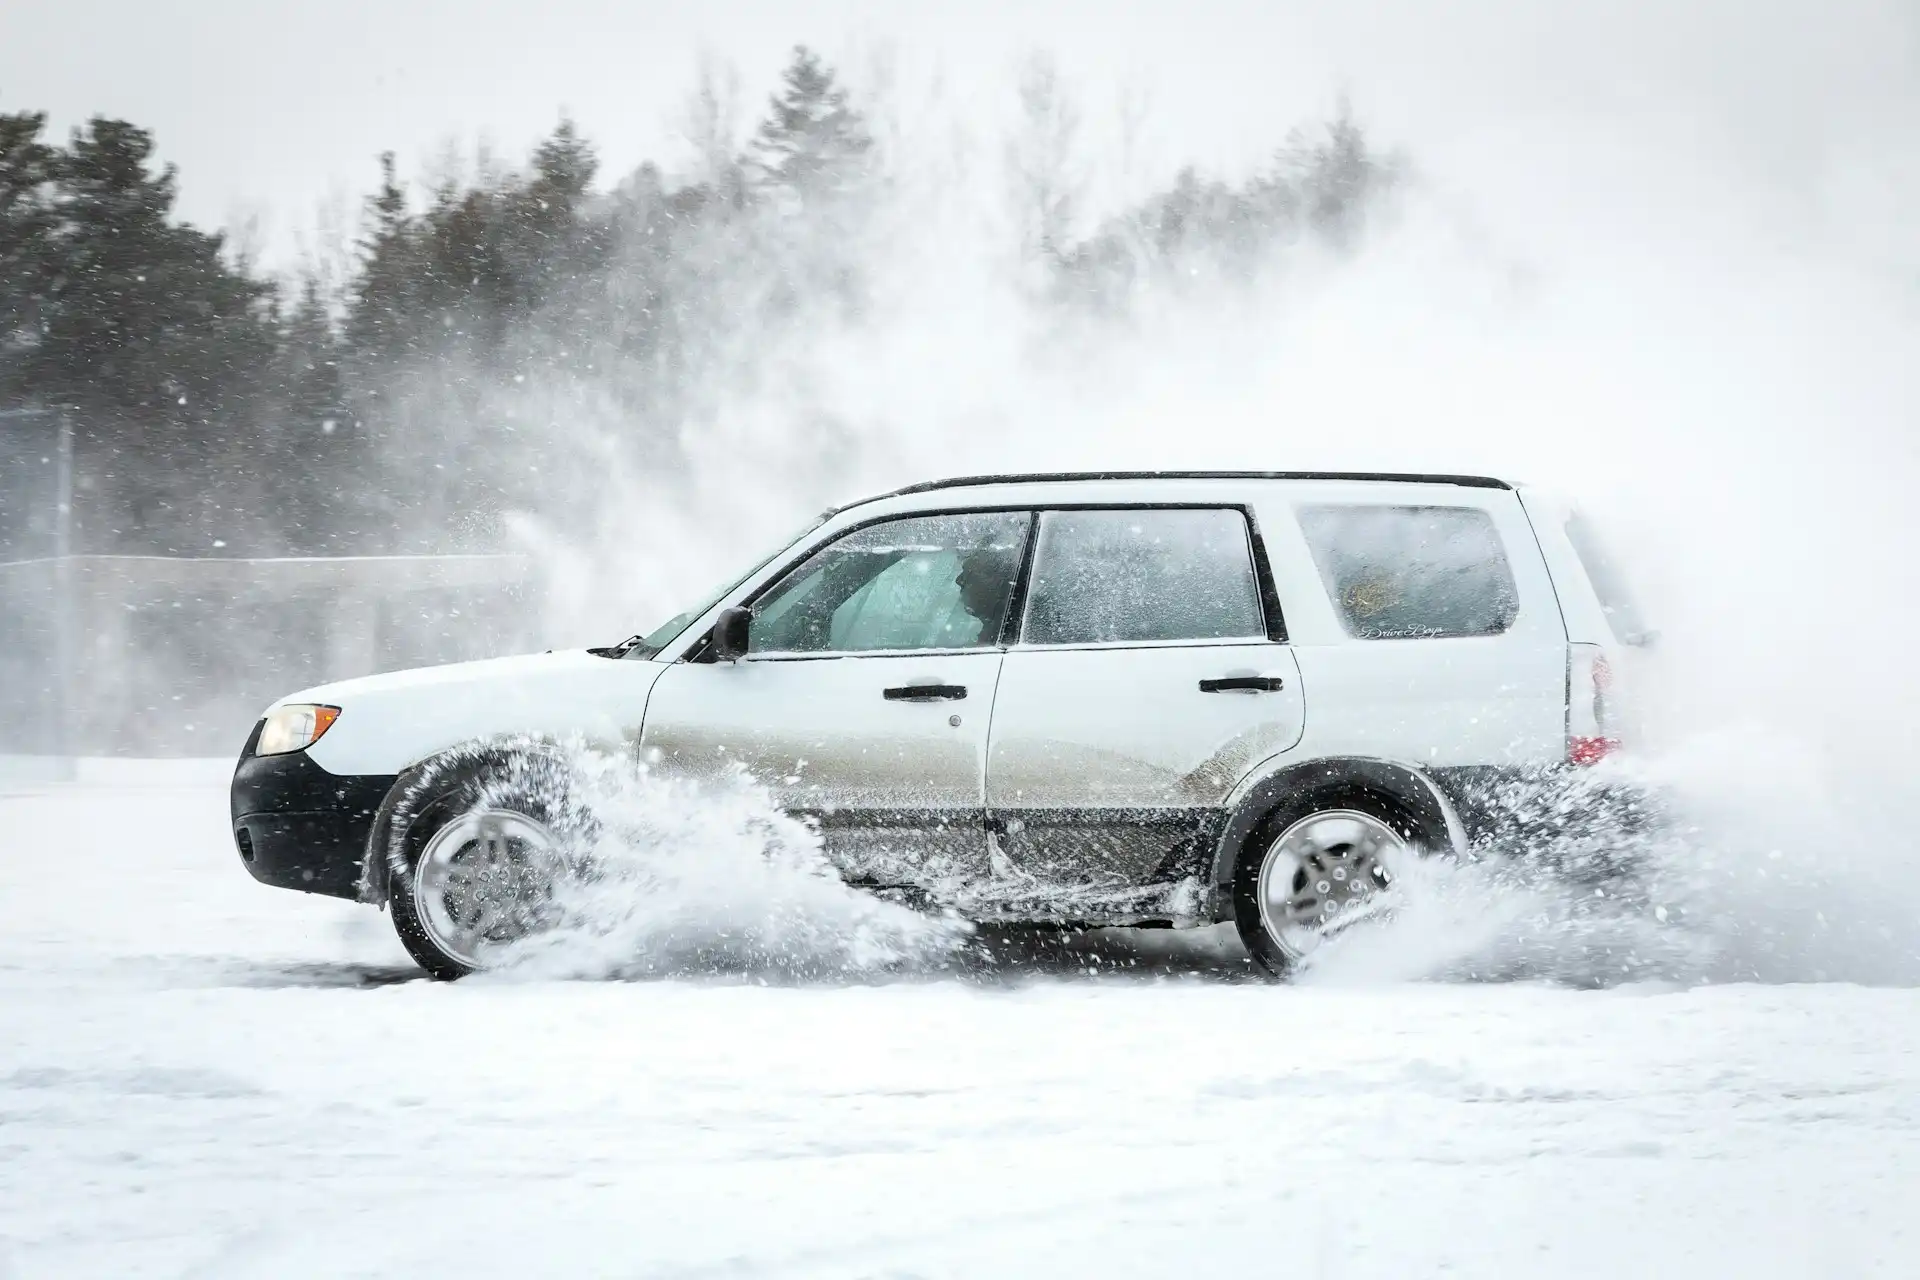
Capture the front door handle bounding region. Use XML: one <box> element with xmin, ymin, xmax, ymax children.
<box><xmin>883</xmin><ymin>683</ymin><xmax>967</xmax><ymax>702</ymax></box>
<box><xmin>1199</xmin><ymin>676</ymin><xmax>1285</xmax><ymax>693</ymax></box>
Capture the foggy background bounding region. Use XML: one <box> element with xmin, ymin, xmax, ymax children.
<box><xmin>3</xmin><ymin>0</ymin><xmax>1916</xmax><ymax>779</ymax></box>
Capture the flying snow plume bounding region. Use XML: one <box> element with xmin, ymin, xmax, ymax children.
<box><xmin>361</xmin><ymin>3</ymin><xmax>1918</xmax><ymax>986</ymax></box>
<box><xmin>464</xmin><ymin>745</ymin><xmax>969</xmax><ymax>981</ymax></box>
<box><xmin>1299</xmin><ymin>741</ymin><xmax>1920</xmax><ymax>987</ymax></box>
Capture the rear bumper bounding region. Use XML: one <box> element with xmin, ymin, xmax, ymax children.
<box><xmin>231</xmin><ymin>726</ymin><xmax>395</xmax><ymax>902</ymax></box>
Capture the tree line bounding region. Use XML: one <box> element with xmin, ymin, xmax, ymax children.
<box><xmin>1</xmin><ymin>48</ymin><xmax>1399</xmax><ymax>557</ymax></box>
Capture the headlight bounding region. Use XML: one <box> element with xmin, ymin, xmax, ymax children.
<box><xmin>256</xmin><ymin>704</ymin><xmax>341</xmax><ymax>756</ymax></box>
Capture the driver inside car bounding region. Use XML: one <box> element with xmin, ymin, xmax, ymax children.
<box><xmin>937</xmin><ymin>547</ymin><xmax>1018</xmax><ymax>647</ymax></box>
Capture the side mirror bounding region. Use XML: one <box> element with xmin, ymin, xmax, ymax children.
<box><xmin>709</xmin><ymin>606</ymin><xmax>751</xmax><ymax>662</ymax></box>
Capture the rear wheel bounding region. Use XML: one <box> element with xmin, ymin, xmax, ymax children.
<box><xmin>1233</xmin><ymin>789</ymin><xmax>1423</xmax><ymax>977</ymax></box>
<box><xmin>382</xmin><ymin>751</ymin><xmax>592</xmax><ymax>980</ymax></box>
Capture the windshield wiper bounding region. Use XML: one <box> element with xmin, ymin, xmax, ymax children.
<box><xmin>587</xmin><ymin>634</ymin><xmax>647</xmax><ymax>660</ymax></box>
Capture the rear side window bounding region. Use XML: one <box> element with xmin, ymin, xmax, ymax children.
<box><xmin>1022</xmin><ymin>508</ymin><xmax>1267</xmax><ymax>646</ymax></box>
<box><xmin>1298</xmin><ymin>504</ymin><xmax>1518</xmax><ymax>639</ymax></box>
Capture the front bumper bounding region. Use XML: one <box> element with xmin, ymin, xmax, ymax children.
<box><xmin>231</xmin><ymin>722</ymin><xmax>395</xmax><ymax>901</ymax></box>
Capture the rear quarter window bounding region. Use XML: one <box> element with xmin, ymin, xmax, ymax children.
<box><xmin>1564</xmin><ymin>512</ymin><xmax>1652</xmax><ymax>644</ymax></box>
<box><xmin>1297</xmin><ymin>504</ymin><xmax>1519</xmax><ymax>639</ymax></box>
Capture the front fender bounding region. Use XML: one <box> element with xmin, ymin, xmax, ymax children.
<box><xmin>1206</xmin><ymin>756</ymin><xmax>1469</xmax><ymax>919</ymax></box>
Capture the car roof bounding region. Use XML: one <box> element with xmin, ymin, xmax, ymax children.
<box><xmin>850</xmin><ymin>470</ymin><xmax>1510</xmax><ymax>510</ymax></box>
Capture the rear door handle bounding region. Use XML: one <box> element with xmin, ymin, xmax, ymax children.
<box><xmin>883</xmin><ymin>683</ymin><xmax>967</xmax><ymax>702</ymax></box>
<box><xmin>1199</xmin><ymin>676</ymin><xmax>1285</xmax><ymax>693</ymax></box>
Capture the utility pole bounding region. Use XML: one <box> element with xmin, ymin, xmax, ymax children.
<box><xmin>53</xmin><ymin>409</ymin><xmax>72</xmax><ymax>561</ymax></box>
<box><xmin>52</xmin><ymin>408</ymin><xmax>75</xmax><ymax>774</ymax></box>
<box><xmin>0</xmin><ymin>405</ymin><xmax>76</xmax><ymax>776</ymax></box>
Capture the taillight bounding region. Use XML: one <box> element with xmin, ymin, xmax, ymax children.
<box><xmin>1568</xmin><ymin>643</ymin><xmax>1620</xmax><ymax>766</ymax></box>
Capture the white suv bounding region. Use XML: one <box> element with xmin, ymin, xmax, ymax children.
<box><xmin>230</xmin><ymin>471</ymin><xmax>1646</xmax><ymax>978</ymax></box>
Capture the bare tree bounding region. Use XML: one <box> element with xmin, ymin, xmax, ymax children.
<box><xmin>679</xmin><ymin>49</ymin><xmax>743</xmax><ymax>195</ymax></box>
<box><xmin>300</xmin><ymin>185</ymin><xmax>355</xmax><ymax>320</ymax></box>
<box><xmin>854</xmin><ymin>39</ymin><xmax>902</xmax><ymax>178</ymax></box>
<box><xmin>1004</xmin><ymin>52</ymin><xmax>1084</xmax><ymax>265</ymax></box>
<box><xmin>1276</xmin><ymin>94</ymin><xmax>1403</xmax><ymax>250</ymax></box>
<box><xmin>1114</xmin><ymin>75</ymin><xmax>1154</xmax><ymax>201</ymax></box>
<box><xmin>223</xmin><ymin>203</ymin><xmax>268</xmax><ymax>280</ymax></box>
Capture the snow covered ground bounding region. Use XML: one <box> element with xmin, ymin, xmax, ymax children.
<box><xmin>3</xmin><ymin>762</ymin><xmax>1919</xmax><ymax>1278</ymax></box>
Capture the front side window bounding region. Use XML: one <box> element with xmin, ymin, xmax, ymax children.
<box><xmin>748</xmin><ymin>512</ymin><xmax>1031</xmax><ymax>655</ymax></box>
<box><xmin>1297</xmin><ymin>504</ymin><xmax>1518</xmax><ymax>639</ymax></box>
<box><xmin>1021</xmin><ymin>508</ymin><xmax>1267</xmax><ymax>646</ymax></box>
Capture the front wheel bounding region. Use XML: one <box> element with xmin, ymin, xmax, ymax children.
<box><xmin>381</xmin><ymin>750</ymin><xmax>593</xmax><ymax>980</ymax></box>
<box><xmin>1232</xmin><ymin>789</ymin><xmax>1423</xmax><ymax>978</ymax></box>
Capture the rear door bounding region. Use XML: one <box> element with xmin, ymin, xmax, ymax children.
<box><xmin>984</xmin><ymin>506</ymin><xmax>1303</xmax><ymax>894</ymax></box>
<box><xmin>640</xmin><ymin>510</ymin><xmax>1031</xmax><ymax>895</ymax></box>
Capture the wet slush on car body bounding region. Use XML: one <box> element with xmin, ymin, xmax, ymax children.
<box><xmin>231</xmin><ymin>471</ymin><xmax>1649</xmax><ymax>979</ymax></box>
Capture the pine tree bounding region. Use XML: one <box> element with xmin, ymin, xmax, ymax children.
<box><xmin>0</xmin><ymin>112</ymin><xmax>56</xmax><ymax>394</ymax></box>
<box><xmin>528</xmin><ymin>119</ymin><xmax>597</xmax><ymax>219</ymax></box>
<box><xmin>36</xmin><ymin>119</ymin><xmax>270</xmax><ymax>416</ymax></box>
<box><xmin>258</xmin><ymin>274</ymin><xmax>356</xmax><ymax>551</ymax></box>
<box><xmin>419</xmin><ymin>180</ymin><xmax>513</xmax><ymax>348</ymax></box>
<box><xmin>747</xmin><ymin>46</ymin><xmax>873</xmax><ymax>207</ymax></box>
<box><xmin>13</xmin><ymin>118</ymin><xmax>274</xmax><ymax>549</ymax></box>
<box><xmin>278</xmin><ymin>277</ymin><xmax>343</xmax><ymax>437</ymax></box>
<box><xmin>512</xmin><ymin>118</ymin><xmax>603</xmax><ymax>320</ymax></box>
<box><xmin>344</xmin><ymin>152</ymin><xmax>422</xmax><ymax>364</ymax></box>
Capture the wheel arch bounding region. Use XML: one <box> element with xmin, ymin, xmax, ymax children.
<box><xmin>355</xmin><ymin>733</ymin><xmax>583</xmax><ymax>906</ymax></box>
<box><xmin>1206</xmin><ymin>755</ymin><xmax>1468</xmax><ymax>919</ymax></box>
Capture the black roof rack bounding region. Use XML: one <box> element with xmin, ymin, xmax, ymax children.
<box><xmin>871</xmin><ymin>470</ymin><xmax>1511</xmax><ymax>502</ymax></box>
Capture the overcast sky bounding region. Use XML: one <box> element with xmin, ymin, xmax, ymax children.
<box><xmin>4</xmin><ymin>0</ymin><xmax>1914</xmax><ymax>264</ymax></box>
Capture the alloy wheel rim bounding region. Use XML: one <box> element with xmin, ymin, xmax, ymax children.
<box><xmin>414</xmin><ymin>808</ymin><xmax>562</xmax><ymax>968</ymax></box>
<box><xmin>1255</xmin><ymin>808</ymin><xmax>1407</xmax><ymax>961</ymax></box>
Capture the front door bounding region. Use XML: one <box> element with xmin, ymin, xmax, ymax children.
<box><xmin>985</xmin><ymin>507</ymin><xmax>1305</xmax><ymax>900</ymax></box>
<box><xmin>639</xmin><ymin>510</ymin><xmax>1032</xmax><ymax>896</ymax></box>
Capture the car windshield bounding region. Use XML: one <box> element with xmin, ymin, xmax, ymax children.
<box><xmin>617</xmin><ymin>512</ymin><xmax>832</xmax><ymax>659</ymax></box>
